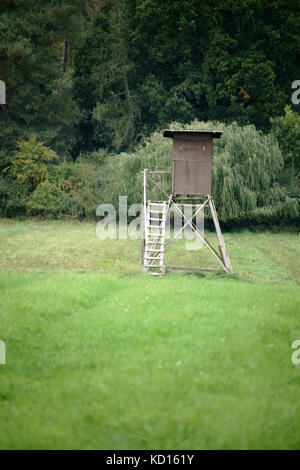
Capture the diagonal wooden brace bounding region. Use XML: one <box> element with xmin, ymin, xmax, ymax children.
<box><xmin>170</xmin><ymin>198</ymin><xmax>230</xmax><ymax>273</ymax></box>
<box><xmin>164</xmin><ymin>198</ymin><xmax>209</xmax><ymax>251</ymax></box>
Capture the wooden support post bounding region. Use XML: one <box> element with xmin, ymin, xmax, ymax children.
<box><xmin>140</xmin><ymin>169</ymin><xmax>148</xmax><ymax>269</ymax></box>
<box><xmin>170</xmin><ymin>198</ymin><xmax>228</xmax><ymax>272</ymax></box>
<box><xmin>143</xmin><ymin>169</ymin><xmax>148</xmax><ymax>232</ymax></box>
<box><xmin>208</xmin><ymin>196</ymin><xmax>233</xmax><ymax>274</ymax></box>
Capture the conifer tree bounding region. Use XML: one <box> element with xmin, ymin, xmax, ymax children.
<box><xmin>0</xmin><ymin>0</ymin><xmax>86</xmax><ymax>165</ymax></box>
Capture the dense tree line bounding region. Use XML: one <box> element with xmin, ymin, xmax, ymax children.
<box><xmin>1</xmin><ymin>0</ymin><xmax>300</xmax><ymax>157</ymax></box>
<box><xmin>0</xmin><ymin>0</ymin><xmax>299</xmax><ymax>226</ymax></box>
<box><xmin>73</xmin><ymin>0</ymin><xmax>300</xmax><ymax>152</ymax></box>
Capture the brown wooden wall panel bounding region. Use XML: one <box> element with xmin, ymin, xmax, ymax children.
<box><xmin>172</xmin><ymin>136</ymin><xmax>213</xmax><ymax>162</ymax></box>
<box><xmin>172</xmin><ymin>136</ymin><xmax>213</xmax><ymax>195</ymax></box>
<box><xmin>172</xmin><ymin>160</ymin><xmax>211</xmax><ymax>195</ymax></box>
<box><xmin>163</xmin><ymin>129</ymin><xmax>222</xmax><ymax>196</ymax></box>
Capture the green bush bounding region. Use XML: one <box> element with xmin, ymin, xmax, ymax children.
<box><xmin>0</xmin><ymin>175</ymin><xmax>25</xmax><ymax>217</ymax></box>
<box><xmin>2</xmin><ymin>136</ymin><xmax>64</xmax><ymax>217</ymax></box>
<box><xmin>75</xmin><ymin>149</ymin><xmax>110</xmax><ymax>167</ymax></box>
<box><xmin>56</xmin><ymin>161</ymin><xmax>103</xmax><ymax>219</ymax></box>
<box><xmin>8</xmin><ymin>136</ymin><xmax>60</xmax><ymax>193</ymax></box>
<box><xmin>0</xmin><ymin>136</ymin><xmax>106</xmax><ymax>219</ymax></box>
<box><xmin>271</xmin><ymin>106</ymin><xmax>300</xmax><ymax>175</ymax></box>
<box><xmin>26</xmin><ymin>180</ymin><xmax>62</xmax><ymax>217</ymax></box>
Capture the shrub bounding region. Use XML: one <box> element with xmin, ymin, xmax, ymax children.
<box><xmin>0</xmin><ymin>175</ymin><xmax>26</xmax><ymax>217</ymax></box>
<box><xmin>57</xmin><ymin>161</ymin><xmax>103</xmax><ymax>219</ymax></box>
<box><xmin>9</xmin><ymin>136</ymin><xmax>60</xmax><ymax>193</ymax></box>
<box><xmin>271</xmin><ymin>106</ymin><xmax>300</xmax><ymax>175</ymax></box>
<box><xmin>3</xmin><ymin>136</ymin><xmax>65</xmax><ymax>217</ymax></box>
<box><xmin>26</xmin><ymin>180</ymin><xmax>62</xmax><ymax>217</ymax></box>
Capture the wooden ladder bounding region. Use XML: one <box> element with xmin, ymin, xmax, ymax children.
<box><xmin>143</xmin><ymin>201</ymin><xmax>168</xmax><ymax>275</ymax></box>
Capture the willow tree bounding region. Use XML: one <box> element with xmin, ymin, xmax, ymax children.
<box><xmin>211</xmin><ymin>123</ymin><xmax>299</xmax><ymax>222</ymax></box>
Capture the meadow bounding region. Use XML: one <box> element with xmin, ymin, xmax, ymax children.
<box><xmin>0</xmin><ymin>219</ymin><xmax>299</xmax><ymax>449</ymax></box>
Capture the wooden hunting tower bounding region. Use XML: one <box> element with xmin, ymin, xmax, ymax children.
<box><xmin>140</xmin><ymin>129</ymin><xmax>233</xmax><ymax>276</ymax></box>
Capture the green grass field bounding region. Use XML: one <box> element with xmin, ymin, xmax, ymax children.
<box><xmin>0</xmin><ymin>219</ymin><xmax>299</xmax><ymax>449</ymax></box>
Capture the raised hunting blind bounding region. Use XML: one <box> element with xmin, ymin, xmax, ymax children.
<box><xmin>140</xmin><ymin>130</ymin><xmax>233</xmax><ymax>276</ymax></box>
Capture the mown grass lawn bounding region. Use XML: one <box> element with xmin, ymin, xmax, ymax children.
<box><xmin>0</xmin><ymin>219</ymin><xmax>299</xmax><ymax>449</ymax></box>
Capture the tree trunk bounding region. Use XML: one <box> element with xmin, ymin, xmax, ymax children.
<box><xmin>62</xmin><ymin>39</ymin><xmax>69</xmax><ymax>72</ymax></box>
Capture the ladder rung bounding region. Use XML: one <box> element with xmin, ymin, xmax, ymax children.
<box><xmin>147</xmin><ymin>233</ymin><xmax>164</xmax><ymax>236</ymax></box>
<box><xmin>147</xmin><ymin>230</ymin><xmax>164</xmax><ymax>233</ymax></box>
<box><xmin>149</xmin><ymin>209</ymin><xmax>163</xmax><ymax>214</ymax></box>
<box><xmin>146</xmin><ymin>248</ymin><xmax>164</xmax><ymax>252</ymax></box>
<box><xmin>146</xmin><ymin>232</ymin><xmax>165</xmax><ymax>239</ymax></box>
<box><xmin>145</xmin><ymin>266</ymin><xmax>163</xmax><ymax>270</ymax></box>
<box><xmin>145</xmin><ymin>254</ymin><xmax>163</xmax><ymax>257</ymax></box>
<box><xmin>145</xmin><ymin>250</ymin><xmax>164</xmax><ymax>260</ymax></box>
<box><xmin>149</xmin><ymin>217</ymin><xmax>163</xmax><ymax>221</ymax></box>
<box><xmin>147</xmin><ymin>237</ymin><xmax>164</xmax><ymax>240</ymax></box>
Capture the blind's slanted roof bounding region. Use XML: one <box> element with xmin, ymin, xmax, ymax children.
<box><xmin>163</xmin><ymin>129</ymin><xmax>222</xmax><ymax>139</ymax></box>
